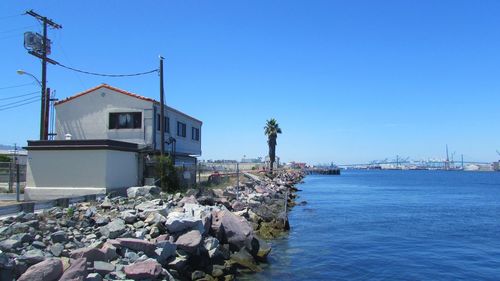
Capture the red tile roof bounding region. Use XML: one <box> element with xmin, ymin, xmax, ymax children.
<box><xmin>54</xmin><ymin>84</ymin><xmax>202</xmax><ymax>123</ymax></box>
<box><xmin>55</xmin><ymin>84</ymin><xmax>157</xmax><ymax>105</ymax></box>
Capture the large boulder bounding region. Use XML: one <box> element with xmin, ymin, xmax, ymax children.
<box><xmin>99</xmin><ymin>219</ymin><xmax>126</xmax><ymax>239</ymax></box>
<box><xmin>58</xmin><ymin>257</ymin><xmax>87</xmax><ymax>281</ymax></box>
<box><xmin>69</xmin><ymin>248</ymin><xmax>106</xmax><ymax>263</ymax></box>
<box><xmin>165</xmin><ymin>212</ymin><xmax>204</xmax><ymax>233</ymax></box>
<box><xmin>50</xmin><ymin>230</ymin><xmax>67</xmax><ymax>243</ymax></box>
<box><xmin>123</xmin><ymin>259</ymin><xmax>162</xmax><ymax>280</ymax></box>
<box><xmin>17</xmin><ymin>249</ymin><xmax>45</xmax><ymax>265</ymax></box>
<box><xmin>135</xmin><ymin>200</ymin><xmax>169</xmax><ymax>217</ymax></box>
<box><xmin>175</xmin><ymin>230</ymin><xmax>202</xmax><ymax>254</ymax></box>
<box><xmin>155</xmin><ymin>240</ymin><xmax>177</xmax><ymax>264</ymax></box>
<box><xmin>17</xmin><ymin>258</ymin><xmax>63</xmax><ymax>281</ymax></box>
<box><xmin>127</xmin><ymin>186</ymin><xmax>160</xmax><ymax>199</ymax></box>
<box><xmin>212</xmin><ymin>210</ymin><xmax>253</xmax><ymax>250</ymax></box>
<box><xmin>115</xmin><ymin>238</ymin><xmax>157</xmax><ymax>256</ymax></box>
<box><xmin>230</xmin><ymin>248</ymin><xmax>261</xmax><ymax>272</ymax></box>
<box><xmin>93</xmin><ymin>261</ymin><xmax>115</xmax><ymax>276</ymax></box>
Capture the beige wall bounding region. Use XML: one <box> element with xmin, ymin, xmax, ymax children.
<box><xmin>25</xmin><ymin>149</ymin><xmax>138</xmax><ymax>200</ymax></box>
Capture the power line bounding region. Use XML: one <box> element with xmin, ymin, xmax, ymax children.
<box><xmin>0</xmin><ymin>91</ymin><xmax>39</xmax><ymax>101</ymax></box>
<box><xmin>0</xmin><ymin>82</ymin><xmax>35</xmax><ymax>90</ymax></box>
<box><xmin>0</xmin><ymin>25</ymin><xmax>37</xmax><ymax>34</ymax></box>
<box><xmin>0</xmin><ymin>14</ymin><xmax>22</xmax><ymax>20</ymax></box>
<box><xmin>0</xmin><ymin>95</ymin><xmax>39</xmax><ymax>108</ymax></box>
<box><xmin>57</xmin><ymin>62</ymin><xmax>158</xmax><ymax>77</ymax></box>
<box><xmin>0</xmin><ymin>98</ymin><xmax>40</xmax><ymax>112</ymax></box>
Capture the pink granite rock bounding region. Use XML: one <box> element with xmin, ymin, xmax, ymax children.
<box><xmin>69</xmin><ymin>247</ymin><xmax>106</xmax><ymax>263</ymax></box>
<box><xmin>175</xmin><ymin>229</ymin><xmax>202</xmax><ymax>254</ymax></box>
<box><xmin>58</xmin><ymin>257</ymin><xmax>87</xmax><ymax>281</ymax></box>
<box><xmin>115</xmin><ymin>238</ymin><xmax>157</xmax><ymax>256</ymax></box>
<box><xmin>17</xmin><ymin>258</ymin><xmax>63</xmax><ymax>281</ymax></box>
<box><xmin>124</xmin><ymin>259</ymin><xmax>162</xmax><ymax>280</ymax></box>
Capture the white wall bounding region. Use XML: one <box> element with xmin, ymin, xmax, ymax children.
<box><xmin>56</xmin><ymin>87</ymin><xmax>153</xmax><ymax>146</ymax></box>
<box><xmin>25</xmin><ymin>149</ymin><xmax>139</xmax><ymax>200</ymax></box>
<box><xmin>153</xmin><ymin>105</ymin><xmax>202</xmax><ymax>156</ymax></box>
<box><xmin>26</xmin><ymin>150</ymin><xmax>107</xmax><ymax>188</ymax></box>
<box><xmin>105</xmin><ymin>150</ymin><xmax>139</xmax><ymax>188</ymax></box>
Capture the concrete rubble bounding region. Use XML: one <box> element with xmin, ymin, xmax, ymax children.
<box><xmin>0</xmin><ymin>170</ymin><xmax>303</xmax><ymax>281</ymax></box>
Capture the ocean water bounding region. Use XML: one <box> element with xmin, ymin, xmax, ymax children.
<box><xmin>245</xmin><ymin>170</ymin><xmax>500</xmax><ymax>280</ymax></box>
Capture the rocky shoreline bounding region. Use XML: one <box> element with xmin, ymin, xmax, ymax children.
<box><xmin>0</xmin><ymin>170</ymin><xmax>304</xmax><ymax>281</ymax></box>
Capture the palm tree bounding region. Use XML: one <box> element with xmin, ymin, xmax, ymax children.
<box><xmin>264</xmin><ymin>118</ymin><xmax>282</xmax><ymax>173</ymax></box>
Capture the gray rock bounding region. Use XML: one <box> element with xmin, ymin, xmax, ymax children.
<box><xmin>12</xmin><ymin>233</ymin><xmax>33</xmax><ymax>244</ymax></box>
<box><xmin>255</xmin><ymin>237</ymin><xmax>271</xmax><ymax>259</ymax></box>
<box><xmin>124</xmin><ymin>250</ymin><xmax>139</xmax><ymax>263</ymax></box>
<box><xmin>18</xmin><ymin>249</ymin><xmax>45</xmax><ymax>265</ymax></box>
<box><xmin>31</xmin><ymin>241</ymin><xmax>46</xmax><ymax>249</ymax></box>
<box><xmin>144</xmin><ymin>212</ymin><xmax>166</xmax><ymax>225</ymax></box>
<box><xmin>135</xmin><ymin>200</ymin><xmax>169</xmax><ymax>217</ymax></box>
<box><xmin>85</xmin><ymin>273</ymin><xmax>103</xmax><ymax>281</ymax></box>
<box><xmin>50</xmin><ymin>230</ymin><xmax>67</xmax><ymax>243</ymax></box>
<box><xmin>49</xmin><ymin>243</ymin><xmax>64</xmax><ymax>257</ymax></box>
<box><xmin>0</xmin><ymin>251</ymin><xmax>15</xmax><ymax>268</ymax></box>
<box><xmin>154</xmin><ymin>240</ymin><xmax>176</xmax><ymax>263</ymax></box>
<box><xmin>192</xmin><ymin>270</ymin><xmax>205</xmax><ymax>280</ymax></box>
<box><xmin>165</xmin><ymin>211</ymin><xmax>204</xmax><ymax>233</ymax></box>
<box><xmin>94</xmin><ymin>216</ymin><xmax>110</xmax><ymax>227</ymax></box>
<box><xmin>0</xmin><ymin>239</ymin><xmax>21</xmax><ymax>252</ymax></box>
<box><xmin>127</xmin><ymin>186</ymin><xmax>160</xmax><ymax>198</ymax></box>
<box><xmin>17</xmin><ymin>258</ymin><xmax>63</xmax><ymax>281</ymax></box>
<box><xmin>11</xmin><ymin>222</ymin><xmax>29</xmax><ymax>234</ymax></box>
<box><xmin>203</xmin><ymin>237</ymin><xmax>219</xmax><ymax>252</ymax></box>
<box><xmin>230</xmin><ymin>248</ymin><xmax>262</xmax><ymax>272</ymax></box>
<box><xmin>100</xmin><ymin>197</ymin><xmax>112</xmax><ymax>209</ymax></box>
<box><xmin>84</xmin><ymin>207</ymin><xmax>96</xmax><ymax>218</ymax></box>
<box><xmin>120</xmin><ymin>211</ymin><xmax>137</xmax><ymax>224</ymax></box>
<box><xmin>212</xmin><ymin>265</ymin><xmax>225</xmax><ymax>277</ymax></box>
<box><xmin>93</xmin><ymin>261</ymin><xmax>115</xmax><ymax>276</ymax></box>
<box><xmin>99</xmin><ymin>219</ymin><xmax>126</xmax><ymax>239</ymax></box>
<box><xmin>175</xmin><ymin>230</ymin><xmax>202</xmax><ymax>254</ymax></box>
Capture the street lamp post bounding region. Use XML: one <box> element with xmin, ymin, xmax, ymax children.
<box><xmin>17</xmin><ymin>70</ymin><xmax>45</xmax><ymax>140</ymax></box>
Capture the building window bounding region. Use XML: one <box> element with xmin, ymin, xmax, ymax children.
<box><xmin>177</xmin><ymin>121</ymin><xmax>186</xmax><ymax>137</ymax></box>
<box><xmin>156</xmin><ymin>114</ymin><xmax>169</xmax><ymax>133</ymax></box>
<box><xmin>192</xmin><ymin>127</ymin><xmax>200</xmax><ymax>141</ymax></box>
<box><xmin>109</xmin><ymin>112</ymin><xmax>141</xmax><ymax>129</ymax></box>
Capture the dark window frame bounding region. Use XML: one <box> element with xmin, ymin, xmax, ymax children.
<box><xmin>109</xmin><ymin>112</ymin><xmax>142</xmax><ymax>129</ymax></box>
<box><xmin>177</xmin><ymin>121</ymin><xmax>186</xmax><ymax>137</ymax></box>
<box><xmin>192</xmin><ymin>127</ymin><xmax>200</xmax><ymax>141</ymax></box>
<box><xmin>156</xmin><ymin>114</ymin><xmax>170</xmax><ymax>133</ymax></box>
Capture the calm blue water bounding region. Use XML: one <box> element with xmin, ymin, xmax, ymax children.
<box><xmin>247</xmin><ymin>170</ymin><xmax>500</xmax><ymax>280</ymax></box>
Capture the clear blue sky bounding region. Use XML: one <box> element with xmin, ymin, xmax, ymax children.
<box><xmin>1</xmin><ymin>1</ymin><xmax>499</xmax><ymax>164</ymax></box>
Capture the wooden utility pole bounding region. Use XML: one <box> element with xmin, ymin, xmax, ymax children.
<box><xmin>25</xmin><ymin>10</ymin><xmax>62</xmax><ymax>140</ymax></box>
<box><xmin>159</xmin><ymin>56</ymin><xmax>165</xmax><ymax>155</ymax></box>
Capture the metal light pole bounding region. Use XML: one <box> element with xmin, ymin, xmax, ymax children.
<box><xmin>17</xmin><ymin>70</ymin><xmax>45</xmax><ymax>140</ymax></box>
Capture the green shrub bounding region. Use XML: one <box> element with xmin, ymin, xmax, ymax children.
<box><xmin>0</xmin><ymin>155</ymin><xmax>11</xmax><ymax>162</ymax></box>
<box><xmin>156</xmin><ymin>155</ymin><xmax>180</xmax><ymax>193</ymax></box>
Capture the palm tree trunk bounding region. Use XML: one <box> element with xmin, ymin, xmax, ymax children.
<box><xmin>268</xmin><ymin>136</ymin><xmax>276</xmax><ymax>173</ymax></box>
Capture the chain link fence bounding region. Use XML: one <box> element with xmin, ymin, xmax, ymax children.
<box><xmin>0</xmin><ymin>162</ymin><xmax>27</xmax><ymax>193</ymax></box>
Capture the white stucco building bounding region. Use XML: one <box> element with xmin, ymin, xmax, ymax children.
<box><xmin>24</xmin><ymin>84</ymin><xmax>202</xmax><ymax>200</ymax></box>
<box><xmin>55</xmin><ymin>84</ymin><xmax>202</xmax><ymax>160</ymax></box>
